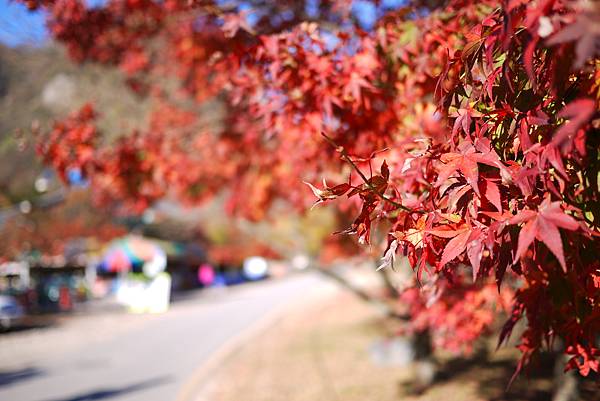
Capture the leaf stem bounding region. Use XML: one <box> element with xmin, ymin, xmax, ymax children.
<box><xmin>321</xmin><ymin>132</ymin><xmax>413</xmax><ymax>213</ymax></box>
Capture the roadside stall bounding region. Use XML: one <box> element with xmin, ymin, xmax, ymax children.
<box><xmin>98</xmin><ymin>236</ymin><xmax>171</xmax><ymax>313</ymax></box>
<box><xmin>153</xmin><ymin>239</ymin><xmax>205</xmax><ymax>290</ymax></box>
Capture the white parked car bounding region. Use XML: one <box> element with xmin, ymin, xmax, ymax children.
<box><xmin>0</xmin><ymin>295</ymin><xmax>24</xmax><ymax>330</ymax></box>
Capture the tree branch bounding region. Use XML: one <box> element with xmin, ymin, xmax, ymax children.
<box><xmin>311</xmin><ymin>265</ymin><xmax>408</xmax><ymax>321</ymax></box>
<box><xmin>320</xmin><ymin>132</ymin><xmax>414</xmax><ymax>213</ymax></box>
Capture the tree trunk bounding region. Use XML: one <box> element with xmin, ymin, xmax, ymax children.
<box><xmin>552</xmin><ymin>354</ymin><xmax>579</xmax><ymax>401</ymax></box>
<box><xmin>412</xmin><ymin>329</ymin><xmax>436</xmax><ymax>391</ymax></box>
<box><xmin>377</xmin><ymin>267</ymin><xmax>399</xmax><ymax>299</ymax></box>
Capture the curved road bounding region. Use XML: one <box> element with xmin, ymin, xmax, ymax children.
<box><xmin>0</xmin><ymin>272</ymin><xmax>328</xmax><ymax>401</ymax></box>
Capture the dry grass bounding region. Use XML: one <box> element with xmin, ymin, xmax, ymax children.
<box><xmin>198</xmin><ymin>290</ymin><xmax>599</xmax><ymax>401</ymax></box>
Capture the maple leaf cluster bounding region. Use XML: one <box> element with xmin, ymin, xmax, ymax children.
<box><xmin>25</xmin><ymin>0</ymin><xmax>600</xmax><ymax>375</ymax></box>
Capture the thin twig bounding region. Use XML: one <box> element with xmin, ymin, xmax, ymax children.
<box><xmin>321</xmin><ymin>132</ymin><xmax>412</xmax><ymax>212</ymax></box>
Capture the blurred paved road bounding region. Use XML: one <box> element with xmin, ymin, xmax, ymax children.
<box><xmin>0</xmin><ymin>272</ymin><xmax>328</xmax><ymax>401</ymax></box>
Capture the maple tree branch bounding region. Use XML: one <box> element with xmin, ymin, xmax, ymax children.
<box><xmin>312</xmin><ymin>265</ymin><xmax>408</xmax><ymax>321</ymax></box>
<box><xmin>321</xmin><ymin>132</ymin><xmax>413</xmax><ymax>212</ymax></box>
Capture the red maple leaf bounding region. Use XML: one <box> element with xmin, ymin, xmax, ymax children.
<box><xmin>546</xmin><ymin>6</ymin><xmax>600</xmax><ymax>68</ymax></box>
<box><xmin>435</xmin><ymin>141</ymin><xmax>504</xmax><ymax>195</ymax></box>
<box><xmin>509</xmin><ymin>198</ymin><xmax>579</xmax><ymax>271</ymax></box>
<box><xmin>427</xmin><ymin>224</ymin><xmax>483</xmax><ymax>278</ymax></box>
<box><xmin>550</xmin><ymin>98</ymin><xmax>596</xmax><ymax>154</ymax></box>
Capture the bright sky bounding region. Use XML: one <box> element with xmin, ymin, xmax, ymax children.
<box><xmin>0</xmin><ymin>0</ymin><xmax>48</xmax><ymax>46</ymax></box>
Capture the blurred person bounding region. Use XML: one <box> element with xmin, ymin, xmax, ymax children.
<box><xmin>197</xmin><ymin>263</ymin><xmax>215</xmax><ymax>287</ymax></box>
<box><xmin>58</xmin><ymin>284</ymin><xmax>72</xmax><ymax>311</ymax></box>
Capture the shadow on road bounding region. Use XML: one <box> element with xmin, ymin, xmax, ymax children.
<box><xmin>42</xmin><ymin>376</ymin><xmax>171</xmax><ymax>401</ymax></box>
<box><xmin>0</xmin><ymin>367</ymin><xmax>44</xmax><ymax>387</ymax></box>
<box><xmin>1</xmin><ymin>316</ymin><xmax>57</xmax><ymax>335</ymax></box>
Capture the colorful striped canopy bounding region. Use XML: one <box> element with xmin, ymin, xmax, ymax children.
<box><xmin>98</xmin><ymin>236</ymin><xmax>163</xmax><ymax>273</ymax></box>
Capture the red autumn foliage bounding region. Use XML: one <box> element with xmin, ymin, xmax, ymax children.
<box><xmin>0</xmin><ymin>191</ymin><xmax>126</xmax><ymax>261</ymax></box>
<box><xmin>25</xmin><ymin>0</ymin><xmax>600</xmax><ymax>376</ymax></box>
<box><xmin>207</xmin><ymin>242</ymin><xmax>281</xmax><ymax>268</ymax></box>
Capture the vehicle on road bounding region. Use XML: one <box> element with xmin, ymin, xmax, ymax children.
<box><xmin>0</xmin><ymin>294</ymin><xmax>24</xmax><ymax>330</ymax></box>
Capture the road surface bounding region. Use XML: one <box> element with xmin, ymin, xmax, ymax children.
<box><xmin>0</xmin><ymin>272</ymin><xmax>329</xmax><ymax>401</ymax></box>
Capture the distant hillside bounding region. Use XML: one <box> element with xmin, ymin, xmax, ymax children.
<box><xmin>0</xmin><ymin>45</ymin><xmax>332</xmax><ymax>256</ymax></box>
<box><xmin>0</xmin><ymin>43</ymin><xmax>151</xmax><ymax>205</ymax></box>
